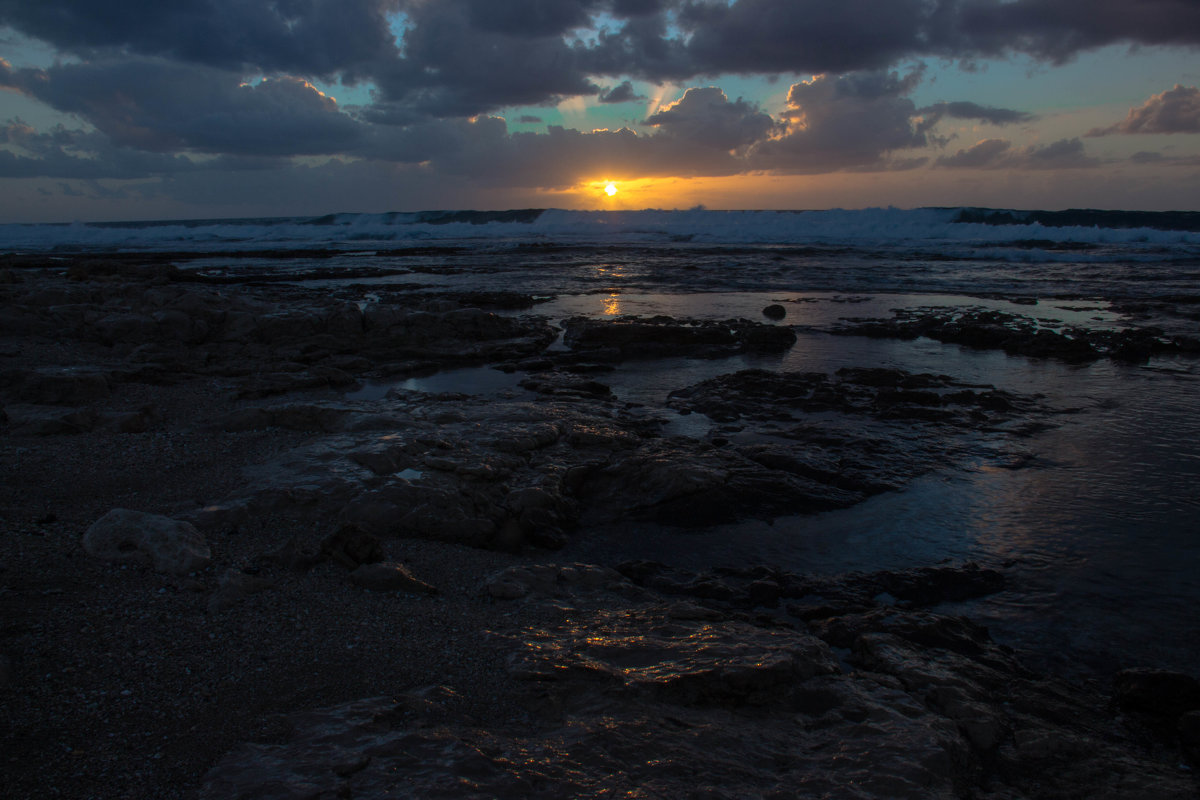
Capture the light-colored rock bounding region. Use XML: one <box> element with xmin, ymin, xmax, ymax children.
<box><xmin>82</xmin><ymin>508</ymin><xmax>211</xmax><ymax>575</ymax></box>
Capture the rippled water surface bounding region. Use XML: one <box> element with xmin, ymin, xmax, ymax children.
<box><xmin>195</xmin><ymin>226</ymin><xmax>1196</xmax><ymax>680</ymax></box>
<box><xmin>534</xmin><ymin>293</ymin><xmax>1198</xmax><ymax>678</ymax></box>
<box><xmin>378</xmin><ymin>286</ymin><xmax>1200</xmax><ymax>679</ymax></box>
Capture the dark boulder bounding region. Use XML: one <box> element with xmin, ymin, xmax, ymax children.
<box><xmin>762</xmin><ymin>304</ymin><xmax>787</xmax><ymax>320</ymax></box>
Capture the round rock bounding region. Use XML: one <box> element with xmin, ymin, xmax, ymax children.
<box><xmin>82</xmin><ymin>508</ymin><xmax>212</xmax><ymax>575</ymax></box>
<box><xmin>762</xmin><ymin>304</ymin><xmax>787</xmax><ymax>320</ymax></box>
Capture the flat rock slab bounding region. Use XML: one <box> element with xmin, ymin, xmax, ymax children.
<box><xmin>82</xmin><ymin>508</ymin><xmax>211</xmax><ymax>575</ymax></box>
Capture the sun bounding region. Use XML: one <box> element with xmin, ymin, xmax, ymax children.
<box><xmin>604</xmin><ymin>182</ymin><xmax>618</xmax><ymax>197</ymax></box>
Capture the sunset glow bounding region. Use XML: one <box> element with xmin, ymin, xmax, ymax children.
<box><xmin>0</xmin><ymin>1</ymin><xmax>1197</xmax><ymax>220</ymax></box>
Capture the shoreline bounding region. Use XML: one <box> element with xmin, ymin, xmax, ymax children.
<box><xmin>2</xmin><ymin>260</ymin><xmax>1197</xmax><ymax>798</ymax></box>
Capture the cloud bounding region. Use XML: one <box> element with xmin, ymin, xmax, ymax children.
<box><xmin>597</xmin><ymin>80</ymin><xmax>647</xmax><ymax>104</ymax></box>
<box><xmin>0</xmin><ymin>119</ymin><xmax>200</xmax><ymax>178</ymax></box>
<box><xmin>954</xmin><ymin>0</ymin><xmax>1200</xmax><ymax>64</ymax></box>
<box><xmin>1087</xmin><ymin>85</ymin><xmax>1200</xmax><ymax>136</ymax></box>
<box><xmin>936</xmin><ymin>136</ymin><xmax>1099</xmax><ymax>169</ymax></box>
<box><xmin>371</xmin><ymin>2</ymin><xmax>599</xmax><ymax>117</ymax></box>
<box><xmin>3</xmin><ymin>0</ymin><xmax>1190</xmax><ymax>209</ymax></box>
<box><xmin>463</xmin><ymin>0</ymin><xmax>603</xmax><ymax>37</ymax></box>
<box><xmin>597</xmin><ymin>0</ymin><xmax>1200</xmax><ymax>83</ymax></box>
<box><xmin>675</xmin><ymin>0</ymin><xmax>945</xmax><ymax>77</ymax></box>
<box><xmin>1130</xmin><ymin>150</ymin><xmax>1165</xmax><ymax>163</ymax></box>
<box><xmin>423</xmin><ymin>117</ymin><xmax>747</xmax><ymax>187</ymax></box>
<box><xmin>918</xmin><ymin>101</ymin><xmax>1036</xmax><ymax>128</ymax></box>
<box><xmin>0</xmin><ymin>0</ymin><xmax>397</xmax><ymax>77</ymax></box>
<box><xmin>4</xmin><ymin>0</ymin><xmax>1200</xmax><ymax>124</ymax></box>
<box><xmin>934</xmin><ymin>138</ymin><xmax>1014</xmax><ymax>168</ymax></box>
<box><xmin>644</xmin><ymin>87</ymin><xmax>776</xmax><ymax>150</ymax></box>
<box><xmin>1</xmin><ymin>59</ymin><xmax>364</xmax><ymax>156</ymax></box>
<box><xmin>749</xmin><ymin>70</ymin><xmax>926</xmax><ymax>172</ymax></box>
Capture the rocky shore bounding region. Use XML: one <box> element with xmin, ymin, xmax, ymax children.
<box><xmin>1</xmin><ymin>260</ymin><xmax>1197</xmax><ymax>798</ymax></box>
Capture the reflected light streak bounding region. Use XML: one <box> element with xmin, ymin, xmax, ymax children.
<box><xmin>603</xmin><ymin>292</ymin><xmax>620</xmax><ymax>315</ymax></box>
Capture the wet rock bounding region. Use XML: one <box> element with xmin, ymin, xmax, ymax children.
<box><xmin>561</xmin><ymin>315</ymin><xmax>796</xmax><ymax>360</ymax></box>
<box><xmin>830</xmin><ymin>307</ymin><xmax>1196</xmax><ymax>363</ymax></box>
<box><xmin>1113</xmin><ymin>668</ymin><xmax>1200</xmax><ymax>720</ymax></box>
<box><xmin>762</xmin><ymin>303</ymin><xmax>787</xmax><ymax>320</ymax></box>
<box><xmin>488</xmin><ymin>422</ymin><xmax>562</xmax><ymax>453</ymax></box>
<box><xmin>580</xmin><ymin>438</ymin><xmax>865</xmax><ymax>526</ymax></box>
<box><xmin>115</xmin><ymin>405</ymin><xmax>157</xmax><ymax>433</ymax></box>
<box><xmin>340</xmin><ymin>483</ymin><xmax>495</xmax><ymax>546</ymax></box>
<box><xmin>92</xmin><ymin>312</ymin><xmax>159</xmax><ymax>344</ymax></box>
<box><xmin>11</xmin><ymin>406</ymin><xmax>103</xmax><ymax>436</ymax></box>
<box><xmin>519</xmin><ymin>373</ymin><xmax>613</xmax><ymax>399</ymax></box>
<box><xmin>875</xmin><ymin>563</ymin><xmax>1006</xmax><ymax>607</ymax></box>
<box><xmin>348</xmin><ymin>562</ymin><xmax>437</xmax><ymax>594</ymax></box>
<box><xmin>483</xmin><ymin>563</ymin><xmax>630</xmax><ymax>600</ymax></box>
<box><xmin>812</xmin><ymin>609</ymin><xmax>996</xmax><ymax>659</ymax></box>
<box><xmin>564</xmin><ymin>421</ymin><xmax>639</xmax><ymax>450</ymax></box>
<box><xmin>82</xmin><ymin>508</ymin><xmax>211</xmax><ymax>575</ymax></box>
<box><xmin>197</xmin><ymin>691</ymin><xmax>499</xmax><ymax>800</ymax></box>
<box><xmin>200</xmin><ymin>549</ymin><xmax>1200</xmax><ymax>800</ymax></box>
<box><xmin>508</xmin><ymin>604</ymin><xmax>840</xmax><ymax>706</ymax></box>
<box><xmin>260</xmin><ymin>534</ymin><xmax>324</xmax><ymax>571</ymax></box>
<box><xmin>619</xmin><ymin>563</ymin><xmax>1007</xmax><ymax>621</ymax></box>
<box><xmin>12</xmin><ymin>367</ymin><xmax>112</xmax><ymax>405</ymax></box>
<box><xmin>1179</xmin><ymin>710</ymin><xmax>1200</xmax><ymax>763</ymax></box>
<box><xmin>320</xmin><ymin>524</ymin><xmax>384</xmax><ymax>569</ymax></box>
<box><xmin>364</xmin><ymin>305</ymin><xmax>556</xmax><ymax>360</ymax></box>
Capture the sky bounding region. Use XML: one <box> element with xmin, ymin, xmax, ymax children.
<box><xmin>1</xmin><ymin>0</ymin><xmax>1199</xmax><ymax>222</ymax></box>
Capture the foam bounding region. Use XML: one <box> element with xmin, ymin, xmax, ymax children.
<box><xmin>2</xmin><ymin>207</ymin><xmax>1199</xmax><ymax>258</ymax></box>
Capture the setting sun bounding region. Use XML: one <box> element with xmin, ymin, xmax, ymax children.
<box><xmin>604</xmin><ymin>182</ymin><xmax>618</xmax><ymax>196</ymax></box>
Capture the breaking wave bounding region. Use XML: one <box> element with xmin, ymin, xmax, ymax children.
<box><xmin>2</xmin><ymin>207</ymin><xmax>1199</xmax><ymax>262</ymax></box>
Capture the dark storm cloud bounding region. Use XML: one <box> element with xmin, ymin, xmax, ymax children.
<box><xmin>1130</xmin><ymin>151</ymin><xmax>1165</xmax><ymax>164</ymax></box>
<box><xmin>392</xmin><ymin>116</ymin><xmax>743</xmax><ymax>188</ymax></box>
<box><xmin>586</xmin><ymin>12</ymin><xmax>699</xmax><ymax>82</ymax></box>
<box><xmin>611</xmin><ymin>0</ymin><xmax>669</xmax><ymax>15</ymax></box>
<box><xmin>954</xmin><ymin>0</ymin><xmax>1200</xmax><ymax>64</ymax></box>
<box><xmin>463</xmin><ymin>0</ymin><xmax>603</xmax><ymax>37</ymax></box>
<box><xmin>749</xmin><ymin>71</ymin><xmax>927</xmax><ymax>172</ymax></box>
<box><xmin>644</xmin><ymin>87</ymin><xmax>775</xmax><ymax>150</ymax></box>
<box><xmin>934</xmin><ymin>137</ymin><xmax>1013</xmax><ymax>168</ymax></box>
<box><xmin>935</xmin><ymin>136</ymin><xmax>1099</xmax><ymax>169</ymax></box>
<box><xmin>1087</xmin><ymin>85</ymin><xmax>1200</xmax><ymax>136</ymax></box>
<box><xmin>0</xmin><ymin>0</ymin><xmax>396</xmax><ymax>77</ymax></box>
<box><xmin>0</xmin><ymin>119</ymin><xmax>197</xmax><ymax>178</ymax></box>
<box><xmin>1</xmin><ymin>0</ymin><xmax>1192</xmax><ymax>192</ymax></box>
<box><xmin>0</xmin><ymin>58</ymin><xmax>364</xmax><ymax>156</ymax></box>
<box><xmin>371</xmin><ymin>2</ymin><xmax>598</xmax><ymax>116</ymax></box>
<box><xmin>597</xmin><ymin>80</ymin><xmax>646</xmax><ymax>104</ymax></box>
<box><xmin>918</xmin><ymin>101</ymin><xmax>1036</xmax><ymax>127</ymax></box>
<box><xmin>5</xmin><ymin>0</ymin><xmax>1199</xmax><ymax>125</ymax></box>
<box><xmin>588</xmin><ymin>0</ymin><xmax>1200</xmax><ymax>83</ymax></box>
<box><xmin>674</xmin><ymin>0</ymin><xmax>943</xmax><ymax>77</ymax></box>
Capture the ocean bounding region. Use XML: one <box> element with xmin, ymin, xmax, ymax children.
<box><xmin>4</xmin><ymin>205</ymin><xmax>1199</xmax><ymax>678</ymax></box>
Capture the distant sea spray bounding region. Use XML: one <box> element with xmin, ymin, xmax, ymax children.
<box><xmin>2</xmin><ymin>207</ymin><xmax>1199</xmax><ymax>259</ymax></box>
